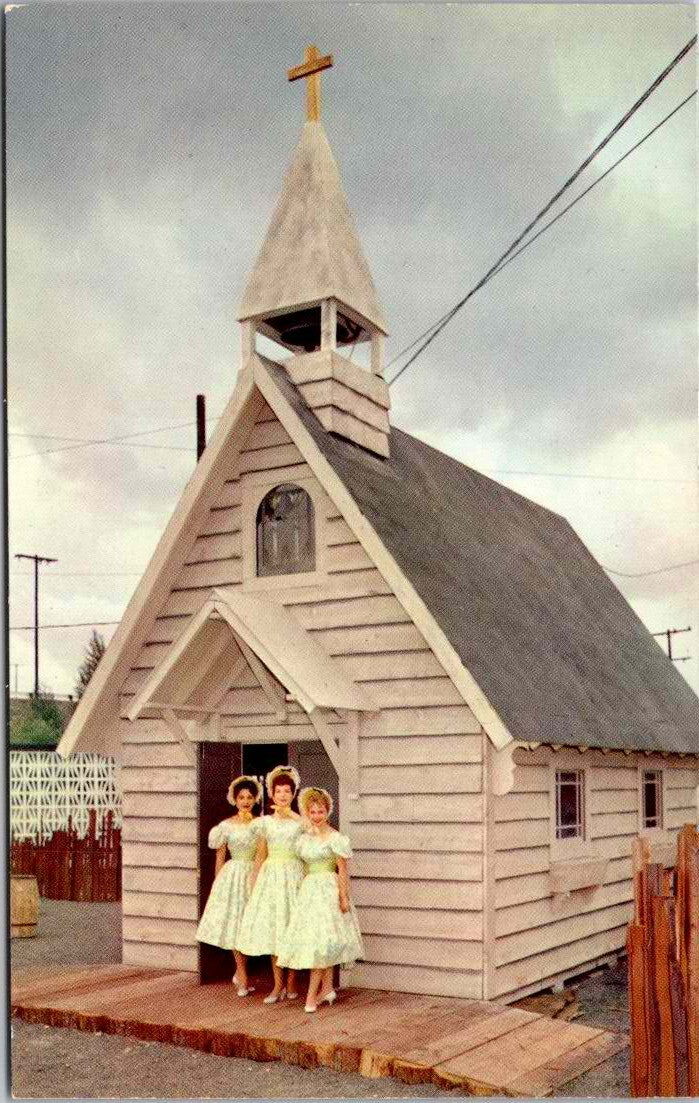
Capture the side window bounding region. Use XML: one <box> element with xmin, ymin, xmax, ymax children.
<box><xmin>555</xmin><ymin>769</ymin><xmax>585</xmax><ymax>841</ymax></box>
<box><xmin>256</xmin><ymin>483</ymin><xmax>315</xmax><ymax>577</ymax></box>
<box><xmin>641</xmin><ymin>769</ymin><xmax>663</xmax><ymax>830</ymax></box>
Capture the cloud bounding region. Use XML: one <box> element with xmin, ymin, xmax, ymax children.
<box><xmin>6</xmin><ymin>2</ymin><xmax>697</xmax><ymax>696</ymax></box>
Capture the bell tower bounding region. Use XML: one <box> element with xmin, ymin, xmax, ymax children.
<box><xmin>238</xmin><ymin>45</ymin><xmax>391</xmax><ymax>458</ymax></box>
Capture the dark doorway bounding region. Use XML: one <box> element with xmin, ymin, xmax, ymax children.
<box><xmin>197</xmin><ymin>737</ymin><xmax>339</xmax><ymax>985</ymax></box>
<box><xmin>289</xmin><ymin>740</ymin><xmax>339</xmax><ymax>828</ymax></box>
<box><xmin>198</xmin><ymin>740</ymin><xmax>241</xmax><ymax>983</ymax></box>
<box><xmin>242</xmin><ymin>743</ymin><xmax>289</xmax><ymax>814</ymax></box>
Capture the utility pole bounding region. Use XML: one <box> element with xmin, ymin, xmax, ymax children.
<box><xmin>653</xmin><ymin>626</ymin><xmax>691</xmax><ymax>663</ymax></box>
<box><xmin>196</xmin><ymin>394</ymin><xmax>206</xmax><ymax>461</ymax></box>
<box><xmin>14</xmin><ymin>553</ymin><xmax>58</xmax><ymax>696</ymax></box>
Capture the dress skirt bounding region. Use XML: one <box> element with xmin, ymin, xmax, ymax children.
<box><xmin>235</xmin><ymin>858</ymin><xmax>305</xmax><ymax>957</ymax></box>
<box><xmin>276</xmin><ymin>870</ymin><xmax>364</xmax><ymax>970</ymax></box>
<box><xmin>196</xmin><ymin>858</ymin><xmax>253</xmax><ymax>950</ymax></box>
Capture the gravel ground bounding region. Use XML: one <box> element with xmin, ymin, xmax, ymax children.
<box><xmin>11</xmin><ymin>899</ymin><xmax>630</xmax><ymax>1099</ymax></box>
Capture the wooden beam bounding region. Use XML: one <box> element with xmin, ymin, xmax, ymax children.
<box><xmin>308</xmin><ymin>707</ymin><xmax>345</xmax><ymax>780</ymax></box>
<box><xmin>229</xmin><ymin>628</ymin><xmax>287</xmax><ymax>722</ymax></box>
<box><xmin>160</xmin><ymin>709</ymin><xmax>197</xmax><ymax>764</ymax></box>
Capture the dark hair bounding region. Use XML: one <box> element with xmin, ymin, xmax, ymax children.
<box><xmin>272</xmin><ymin>772</ymin><xmax>296</xmax><ymax>795</ymax></box>
<box><xmin>232</xmin><ymin>780</ymin><xmax>258</xmax><ymax>802</ymax></box>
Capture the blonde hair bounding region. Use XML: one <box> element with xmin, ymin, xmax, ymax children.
<box><xmin>299</xmin><ymin>786</ymin><xmax>333</xmax><ymax>817</ymax></box>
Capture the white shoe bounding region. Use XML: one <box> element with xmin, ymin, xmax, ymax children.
<box><xmin>304</xmin><ymin>1003</ymin><xmax>317</xmax><ymax>1013</ymax></box>
<box><xmin>263</xmin><ymin>988</ymin><xmax>286</xmax><ymax>1004</ymax></box>
<box><xmin>320</xmin><ymin>989</ymin><xmax>337</xmax><ymax>1006</ymax></box>
<box><xmin>286</xmin><ymin>991</ymin><xmax>299</xmax><ymax>1001</ymax></box>
<box><xmin>232</xmin><ymin>975</ymin><xmax>240</xmax><ymax>988</ymax></box>
<box><xmin>237</xmin><ymin>985</ymin><xmax>255</xmax><ymax>997</ymax></box>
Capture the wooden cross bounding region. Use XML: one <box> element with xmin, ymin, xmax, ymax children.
<box><xmin>287</xmin><ymin>45</ymin><xmax>333</xmax><ymax>122</ymax></box>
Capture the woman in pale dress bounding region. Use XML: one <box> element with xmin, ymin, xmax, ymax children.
<box><xmin>277</xmin><ymin>787</ymin><xmax>364</xmax><ymax>1013</ymax></box>
<box><xmin>235</xmin><ymin>765</ymin><xmax>304</xmax><ymax>1003</ymax></box>
<box><xmin>195</xmin><ymin>775</ymin><xmax>262</xmax><ymax>996</ymax></box>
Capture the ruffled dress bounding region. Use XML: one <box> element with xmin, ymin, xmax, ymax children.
<box><xmin>195</xmin><ymin>817</ymin><xmax>260</xmax><ymax>950</ymax></box>
<box><xmin>235</xmin><ymin>814</ymin><xmax>305</xmax><ymax>957</ymax></box>
<box><xmin>276</xmin><ymin>831</ymin><xmax>365</xmax><ymax>970</ymax></box>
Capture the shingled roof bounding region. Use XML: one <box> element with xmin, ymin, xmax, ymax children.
<box><xmin>264</xmin><ymin>357</ymin><xmax>699</xmax><ymax>755</ymax></box>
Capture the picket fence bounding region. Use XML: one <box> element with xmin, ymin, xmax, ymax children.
<box><xmin>627</xmin><ymin>824</ymin><xmax>698</xmax><ymax>1097</ymax></box>
<box><xmin>10</xmin><ymin>751</ymin><xmax>122</xmax><ymax>902</ymax></box>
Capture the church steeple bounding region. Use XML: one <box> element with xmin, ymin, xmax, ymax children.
<box><xmin>238</xmin><ymin>46</ymin><xmax>391</xmax><ymax>458</ymax></box>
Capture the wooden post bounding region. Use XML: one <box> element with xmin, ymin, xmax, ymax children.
<box><xmin>321</xmin><ymin>299</ymin><xmax>337</xmax><ymax>352</ymax></box>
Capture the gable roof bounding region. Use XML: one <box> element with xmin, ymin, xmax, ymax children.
<box><xmin>127</xmin><ymin>588</ymin><xmax>375</xmax><ymax>720</ymax></box>
<box><xmin>57</xmin><ymin>351</ymin><xmax>698</xmax><ymax>761</ymax></box>
<box><xmin>238</xmin><ymin>121</ymin><xmax>387</xmax><ymax>334</ymax></box>
<box><xmin>260</xmin><ymin>356</ymin><xmax>699</xmax><ymax>755</ymax></box>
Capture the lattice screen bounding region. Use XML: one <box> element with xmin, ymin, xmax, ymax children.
<box><xmin>10</xmin><ymin>752</ymin><xmax>122</xmax><ymax>842</ymax></box>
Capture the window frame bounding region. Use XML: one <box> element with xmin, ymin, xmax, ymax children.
<box><xmin>549</xmin><ymin>761</ymin><xmax>591</xmax><ymax>861</ymax></box>
<box><xmin>639</xmin><ymin>766</ymin><xmax>665</xmax><ymax>833</ymax></box>
<box><xmin>255</xmin><ymin>482</ymin><xmax>317</xmax><ymax>578</ymax></box>
<box><xmin>241</xmin><ymin>472</ymin><xmax>328</xmax><ymax>589</ymax></box>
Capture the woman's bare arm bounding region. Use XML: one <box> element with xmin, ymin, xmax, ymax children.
<box><xmin>214</xmin><ymin>844</ymin><xmax>227</xmax><ymax>877</ymax></box>
<box><xmin>250</xmin><ymin>835</ymin><xmax>267</xmax><ymax>889</ymax></box>
<box><xmin>337</xmin><ymin>856</ymin><xmax>350</xmax><ymax>913</ymax></box>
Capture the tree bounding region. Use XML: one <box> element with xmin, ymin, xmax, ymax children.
<box><xmin>75</xmin><ymin>629</ymin><xmax>106</xmax><ymax>700</ymax></box>
<box><xmin>12</xmin><ymin>690</ymin><xmax>65</xmax><ymax>748</ymax></box>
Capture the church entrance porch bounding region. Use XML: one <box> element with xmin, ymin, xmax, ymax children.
<box><xmin>197</xmin><ymin>737</ymin><xmax>339</xmax><ymax>985</ymax></box>
<box><xmin>11</xmin><ymin>963</ymin><xmax>628</xmax><ymax>1095</ymax></box>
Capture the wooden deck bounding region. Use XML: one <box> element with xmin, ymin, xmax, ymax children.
<box><xmin>11</xmin><ymin>965</ymin><xmax>628</xmax><ymax>1096</ymax></box>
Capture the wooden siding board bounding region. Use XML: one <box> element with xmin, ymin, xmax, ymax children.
<box><xmin>122</xmin><ymin>891</ymin><xmax>199</xmax><ymax>921</ymax></box>
<box><xmin>357</xmin><ymin>907</ymin><xmax>481</xmax><ymax>941</ymax></box>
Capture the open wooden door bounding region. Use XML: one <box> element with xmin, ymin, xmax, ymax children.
<box><xmin>197</xmin><ymin>740</ymin><xmax>241</xmax><ymax>983</ymax></box>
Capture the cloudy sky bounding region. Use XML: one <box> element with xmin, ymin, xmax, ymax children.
<box><xmin>7</xmin><ymin>2</ymin><xmax>697</xmax><ymax>701</ymax></box>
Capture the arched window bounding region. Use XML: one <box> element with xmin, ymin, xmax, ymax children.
<box><xmin>256</xmin><ymin>484</ymin><xmax>316</xmax><ymax>577</ymax></box>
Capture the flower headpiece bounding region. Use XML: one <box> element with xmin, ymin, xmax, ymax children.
<box><xmin>299</xmin><ymin>786</ymin><xmax>334</xmax><ymax>818</ymax></box>
<box><xmin>265</xmin><ymin>764</ymin><xmax>301</xmax><ymax>798</ymax></box>
<box><xmin>226</xmin><ymin>774</ymin><xmax>263</xmax><ymax>807</ymax></box>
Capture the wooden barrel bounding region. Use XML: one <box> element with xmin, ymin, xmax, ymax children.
<box><xmin>11</xmin><ymin>874</ymin><xmax>39</xmax><ymax>938</ymax></box>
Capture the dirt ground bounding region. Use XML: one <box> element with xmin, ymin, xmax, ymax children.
<box><xmin>10</xmin><ymin>899</ymin><xmax>630</xmax><ymax>1099</ymax></box>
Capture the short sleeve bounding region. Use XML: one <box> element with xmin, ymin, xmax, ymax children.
<box><xmin>329</xmin><ymin>832</ymin><xmax>353</xmax><ymax>860</ymax></box>
<box><xmin>207</xmin><ymin>822</ymin><xmax>228</xmax><ymax>849</ymax></box>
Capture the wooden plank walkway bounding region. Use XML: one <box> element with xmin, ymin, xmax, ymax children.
<box><xmin>11</xmin><ymin>965</ymin><xmax>628</xmax><ymax>1096</ymax></box>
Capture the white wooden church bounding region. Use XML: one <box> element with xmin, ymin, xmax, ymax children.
<box><xmin>58</xmin><ymin>47</ymin><xmax>699</xmax><ymax>1003</ymax></box>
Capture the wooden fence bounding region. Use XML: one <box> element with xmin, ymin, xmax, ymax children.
<box><xmin>627</xmin><ymin>823</ymin><xmax>698</xmax><ymax>1097</ymax></box>
<box><xmin>10</xmin><ymin>810</ymin><xmax>121</xmax><ymax>902</ymax></box>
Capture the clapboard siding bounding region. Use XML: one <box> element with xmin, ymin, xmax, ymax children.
<box><xmin>350</xmin><ymin>962</ymin><xmax>482</xmax><ymax>1000</ymax></box>
<box><xmin>122</xmin><ymin>866</ymin><xmax>197</xmax><ymax>895</ymax></box>
<box><xmin>359</xmin><ymin>734</ymin><xmax>481</xmax><ymax>766</ymax></box>
<box><xmin>119</xmin><ymin>403</ymin><xmax>487</xmax><ymax>988</ymax></box>
<box><xmin>352</xmin><ymin>850</ymin><xmax>482</xmax><ymax>882</ymax></box>
<box><xmin>357</xmin><ymin>906</ymin><xmax>481</xmax><ymax>941</ymax></box>
<box><xmin>122</xmin><ymin>816</ymin><xmax>196</xmax><ymax>844</ymax></box>
<box><xmin>351</xmin><ymin>822</ymin><xmax>482</xmax><ymax>854</ymax></box>
<box><xmin>122</xmin><ymin>915</ymin><xmax>198</xmax><ymax>946</ymax></box>
<box><xmin>359</xmin><ymin>763</ymin><xmax>482</xmax><ymax>794</ymax></box>
<box><xmin>362</xmin><ymin>934</ymin><xmax>482</xmax><ymax>972</ymax></box>
<box><xmin>122</xmin><ymin>890</ymin><xmax>199</xmax><ymax>921</ymax></box>
<box><xmin>122</xmin><ymin>940</ymin><xmax>198</xmax><ymax>972</ymax></box>
<box><xmin>353</xmin><ymin>878</ymin><xmax>482</xmax><ymax>911</ymax></box>
<box><xmin>489</xmin><ymin>750</ymin><xmax>699</xmax><ymax>1000</ymax></box>
<box><xmin>494</xmin><ymin>925</ymin><xmax>627</xmax><ymax>1000</ymax></box>
<box><xmin>122</xmin><ymin>842</ymin><xmax>198</xmax><ymax>868</ymax></box>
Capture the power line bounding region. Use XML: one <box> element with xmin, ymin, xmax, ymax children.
<box><xmin>481</xmin><ymin>467</ymin><xmax>694</xmax><ymax>485</ymax></box>
<box><xmin>9</xmin><ymin>415</ymin><xmax>222</xmax><ymax>460</ymax></box>
<box><xmin>9</xmin><ymin>554</ymin><xmax>698</xmax><ymax>632</ymax></box>
<box><xmin>10</xmin><ymin>621</ymin><xmax>121</xmax><ymax>631</ymax></box>
<box><xmin>11</xmin><ymin>571</ymin><xmax>143</xmax><ymax>578</ymax></box>
<box><xmin>602</xmin><ymin>558</ymin><xmax>699</xmax><ymax>578</ymax></box>
<box><xmin>387</xmin><ymin>36</ymin><xmax>696</xmax><ymax>387</ymax></box>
